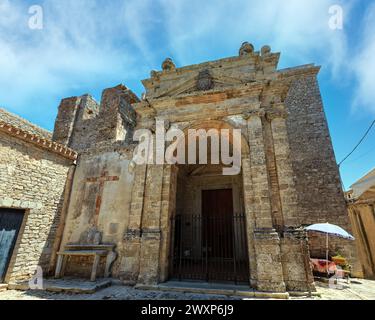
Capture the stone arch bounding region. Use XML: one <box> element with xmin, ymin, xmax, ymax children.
<box><xmin>163</xmin><ymin>118</ymin><xmax>252</xmax><ymax>284</ymax></box>
<box><xmin>165</xmin><ymin>118</ymin><xmax>250</xmax><ymax>164</ymax></box>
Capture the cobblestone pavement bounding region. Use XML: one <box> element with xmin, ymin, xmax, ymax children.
<box><xmin>0</xmin><ymin>279</ymin><xmax>374</xmax><ymax>300</ymax></box>
<box><xmin>311</xmin><ymin>279</ymin><xmax>375</xmax><ymax>300</ymax></box>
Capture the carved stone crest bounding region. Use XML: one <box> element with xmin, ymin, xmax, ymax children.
<box><xmin>196</xmin><ymin>69</ymin><xmax>214</xmax><ymax>91</ymax></box>
<box><xmin>79</xmin><ymin>226</ymin><xmax>102</xmax><ymax>245</ymax></box>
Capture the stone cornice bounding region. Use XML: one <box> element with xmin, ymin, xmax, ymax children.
<box><xmin>144</xmin><ymin>82</ymin><xmax>265</xmax><ymax>109</ymax></box>
<box><xmin>142</xmin><ymin>52</ymin><xmax>280</xmax><ymax>87</ymax></box>
<box><xmin>278</xmin><ymin>65</ymin><xmax>321</xmax><ymax>79</ymax></box>
<box><xmin>347</xmin><ymin>198</ymin><xmax>375</xmax><ymax>207</ymax></box>
<box><xmin>0</xmin><ymin>120</ymin><xmax>78</xmax><ymax>161</ymax></box>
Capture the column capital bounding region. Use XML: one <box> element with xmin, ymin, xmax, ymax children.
<box><xmin>124</xmin><ymin>228</ymin><xmax>142</xmax><ymax>240</ymax></box>
<box><xmin>244</xmin><ymin>109</ymin><xmax>266</xmax><ymax>120</ymax></box>
<box><xmin>254</xmin><ymin>228</ymin><xmax>280</xmax><ymax>240</ymax></box>
<box><xmin>243</xmin><ymin>107</ymin><xmax>288</xmax><ymax>121</ymax></box>
<box><xmin>265</xmin><ymin>108</ymin><xmax>288</xmax><ymax>121</ymax></box>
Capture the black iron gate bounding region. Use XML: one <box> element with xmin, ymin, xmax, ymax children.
<box><xmin>170</xmin><ymin>214</ymin><xmax>249</xmax><ymax>284</ymax></box>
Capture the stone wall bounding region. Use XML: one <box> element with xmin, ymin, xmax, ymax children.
<box><xmin>348</xmin><ymin>202</ymin><xmax>375</xmax><ymax>279</ymax></box>
<box><xmin>59</xmin><ymin>147</ymin><xmax>135</xmax><ymax>278</ymax></box>
<box><xmin>284</xmin><ymin>75</ymin><xmax>361</xmax><ymax>276</ymax></box>
<box><xmin>0</xmin><ymin>132</ymin><xmax>73</xmax><ymax>283</ymax></box>
<box><xmin>52</xmin><ymin>85</ymin><xmax>138</xmax><ymax>152</ymax></box>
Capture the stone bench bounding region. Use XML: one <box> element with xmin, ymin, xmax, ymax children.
<box><xmin>55</xmin><ymin>244</ymin><xmax>117</xmax><ymax>282</ymax></box>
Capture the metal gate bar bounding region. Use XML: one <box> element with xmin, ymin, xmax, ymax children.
<box><xmin>170</xmin><ymin>214</ymin><xmax>249</xmax><ymax>284</ymax></box>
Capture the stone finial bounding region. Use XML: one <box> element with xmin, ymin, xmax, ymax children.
<box><xmin>261</xmin><ymin>45</ymin><xmax>272</xmax><ymax>57</ymax></box>
<box><xmin>150</xmin><ymin>70</ymin><xmax>158</xmax><ymax>78</ymax></box>
<box><xmin>162</xmin><ymin>58</ymin><xmax>176</xmax><ymax>71</ymax></box>
<box><xmin>239</xmin><ymin>42</ymin><xmax>254</xmax><ymax>56</ymax></box>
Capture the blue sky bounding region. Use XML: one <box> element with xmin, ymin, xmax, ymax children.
<box><xmin>0</xmin><ymin>0</ymin><xmax>374</xmax><ymax>189</ymax></box>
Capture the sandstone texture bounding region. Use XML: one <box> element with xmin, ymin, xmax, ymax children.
<box><xmin>0</xmin><ymin>43</ymin><xmax>361</xmax><ymax>293</ymax></box>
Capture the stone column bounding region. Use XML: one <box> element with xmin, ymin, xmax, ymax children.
<box><xmin>159</xmin><ymin>165</ymin><xmax>178</xmax><ymax>282</ymax></box>
<box><xmin>122</xmin><ymin>164</ymin><xmax>147</xmax><ymax>284</ymax></box>
<box><xmin>137</xmin><ymin>164</ymin><xmax>165</xmax><ymax>284</ymax></box>
<box><xmin>246</xmin><ymin>111</ymin><xmax>273</xmax><ymax>229</ymax></box>
<box><xmin>267</xmin><ymin>108</ymin><xmax>299</xmax><ymax>227</ymax></box>
<box><xmin>241</xmin><ymin>156</ymin><xmax>258</xmax><ymax>287</ymax></box>
<box><xmin>244</xmin><ymin>110</ymin><xmax>286</xmax><ymax>292</ymax></box>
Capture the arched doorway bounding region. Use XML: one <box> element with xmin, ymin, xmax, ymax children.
<box><xmin>167</xmin><ymin>121</ymin><xmax>250</xmax><ymax>284</ymax></box>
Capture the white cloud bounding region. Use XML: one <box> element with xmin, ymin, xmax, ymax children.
<box><xmin>161</xmin><ymin>0</ymin><xmax>352</xmax><ymax>74</ymax></box>
<box><xmin>0</xmin><ymin>0</ymin><xmax>146</xmax><ymax>121</ymax></box>
<box><xmin>352</xmin><ymin>2</ymin><xmax>375</xmax><ymax>114</ymax></box>
<box><xmin>0</xmin><ymin>0</ymin><xmax>372</xmax><ymax>128</ymax></box>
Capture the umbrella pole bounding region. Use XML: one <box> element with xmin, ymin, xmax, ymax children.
<box><xmin>326</xmin><ymin>232</ymin><xmax>329</xmax><ymax>277</ymax></box>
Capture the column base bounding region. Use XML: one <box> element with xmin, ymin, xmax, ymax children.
<box><xmin>253</xmin><ymin>228</ymin><xmax>286</xmax><ymax>293</ymax></box>
<box><xmin>280</xmin><ymin>228</ymin><xmax>316</xmax><ymax>292</ymax></box>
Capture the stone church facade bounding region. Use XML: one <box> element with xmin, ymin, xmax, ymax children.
<box><xmin>0</xmin><ymin>43</ymin><xmax>361</xmax><ymax>293</ymax></box>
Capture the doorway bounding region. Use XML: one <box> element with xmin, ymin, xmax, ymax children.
<box><xmin>0</xmin><ymin>209</ymin><xmax>24</xmax><ymax>283</ymax></box>
<box><xmin>170</xmin><ymin>188</ymin><xmax>249</xmax><ymax>284</ymax></box>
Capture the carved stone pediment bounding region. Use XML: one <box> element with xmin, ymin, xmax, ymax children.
<box><xmin>153</xmin><ymin>72</ymin><xmax>252</xmax><ymax>99</ymax></box>
<box><xmin>142</xmin><ymin>44</ymin><xmax>281</xmax><ymax>100</ymax></box>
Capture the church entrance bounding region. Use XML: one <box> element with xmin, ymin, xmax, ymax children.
<box><xmin>169</xmin><ymin>166</ymin><xmax>249</xmax><ymax>284</ymax></box>
<box><xmin>166</xmin><ymin>120</ymin><xmax>251</xmax><ymax>285</ymax></box>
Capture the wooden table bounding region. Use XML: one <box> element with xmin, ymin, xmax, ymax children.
<box><xmin>55</xmin><ymin>244</ymin><xmax>116</xmax><ymax>282</ymax></box>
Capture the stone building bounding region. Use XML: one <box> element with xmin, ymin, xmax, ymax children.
<box><xmin>0</xmin><ymin>108</ymin><xmax>77</xmax><ymax>284</ymax></box>
<box><xmin>0</xmin><ymin>43</ymin><xmax>360</xmax><ymax>293</ymax></box>
<box><xmin>347</xmin><ymin>168</ymin><xmax>375</xmax><ymax>279</ymax></box>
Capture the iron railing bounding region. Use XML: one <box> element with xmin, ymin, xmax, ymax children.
<box><xmin>170</xmin><ymin>213</ymin><xmax>249</xmax><ymax>284</ymax></box>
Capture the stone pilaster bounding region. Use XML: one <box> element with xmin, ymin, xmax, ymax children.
<box><xmin>253</xmin><ymin>228</ymin><xmax>286</xmax><ymax>292</ymax></box>
<box><xmin>246</xmin><ymin>111</ymin><xmax>273</xmax><ymax>229</ymax></box>
<box><xmin>241</xmin><ymin>156</ymin><xmax>258</xmax><ymax>287</ymax></box>
<box><xmin>245</xmin><ymin>111</ymin><xmax>286</xmax><ymax>292</ymax></box>
<box><xmin>159</xmin><ymin>165</ymin><xmax>178</xmax><ymax>282</ymax></box>
<box><xmin>280</xmin><ymin>228</ymin><xmax>315</xmax><ymax>292</ymax></box>
<box><xmin>121</xmin><ymin>164</ymin><xmax>147</xmax><ymax>284</ymax></box>
<box><xmin>137</xmin><ymin>164</ymin><xmax>165</xmax><ymax>284</ymax></box>
<box><xmin>267</xmin><ymin>108</ymin><xmax>299</xmax><ymax>227</ymax></box>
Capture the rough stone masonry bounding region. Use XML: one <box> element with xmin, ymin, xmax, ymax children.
<box><xmin>0</xmin><ymin>43</ymin><xmax>362</xmax><ymax>293</ymax></box>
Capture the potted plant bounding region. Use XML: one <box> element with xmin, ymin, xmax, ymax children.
<box><xmin>332</xmin><ymin>252</ymin><xmax>347</xmax><ymax>266</ymax></box>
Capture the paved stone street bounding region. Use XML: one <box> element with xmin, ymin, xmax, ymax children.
<box><xmin>311</xmin><ymin>279</ymin><xmax>375</xmax><ymax>300</ymax></box>
<box><xmin>0</xmin><ymin>279</ymin><xmax>374</xmax><ymax>300</ymax></box>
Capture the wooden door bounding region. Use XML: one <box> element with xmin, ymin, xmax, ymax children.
<box><xmin>202</xmin><ymin>189</ymin><xmax>234</xmax><ymax>259</ymax></box>
<box><xmin>0</xmin><ymin>209</ymin><xmax>24</xmax><ymax>283</ymax></box>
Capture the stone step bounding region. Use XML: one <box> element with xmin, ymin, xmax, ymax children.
<box><xmin>135</xmin><ymin>282</ymin><xmax>290</xmax><ymax>300</ymax></box>
<box><xmin>0</xmin><ymin>284</ymin><xmax>8</xmax><ymax>292</ymax></box>
<box><xmin>8</xmin><ymin>278</ymin><xmax>112</xmax><ymax>294</ymax></box>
